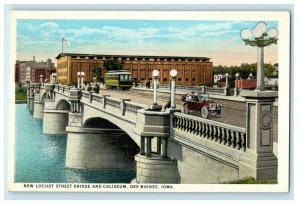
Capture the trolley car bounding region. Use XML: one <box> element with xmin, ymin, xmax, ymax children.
<box><xmin>104</xmin><ymin>70</ymin><xmax>133</xmax><ymax>90</ymax></box>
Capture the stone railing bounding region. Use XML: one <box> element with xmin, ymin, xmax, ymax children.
<box><xmin>55</xmin><ymin>84</ymin><xmax>73</xmax><ymax>96</ymax></box>
<box><xmin>204</xmin><ymin>87</ymin><xmax>227</xmax><ymax>95</ymax></box>
<box><xmin>77</xmin><ymin>90</ymin><xmax>147</xmax><ymax>122</ymax></box>
<box><xmin>172</xmin><ymin>112</ymin><xmax>246</xmax><ymax>151</ymax></box>
<box><xmin>124</xmin><ymin>101</ymin><xmax>148</xmax><ymax>120</ymax></box>
<box><xmin>105</xmin><ymin>97</ymin><xmax>122</xmax><ymax>111</ymax></box>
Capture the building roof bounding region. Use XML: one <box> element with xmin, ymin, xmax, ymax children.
<box><xmin>55</xmin><ymin>53</ymin><xmax>211</xmax><ymax>61</ymax></box>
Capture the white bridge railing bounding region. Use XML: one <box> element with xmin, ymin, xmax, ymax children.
<box><xmin>172</xmin><ymin>112</ymin><xmax>246</xmax><ymax>151</ymax></box>
<box><xmin>52</xmin><ymin>85</ymin><xmax>148</xmax><ymax>123</ymax></box>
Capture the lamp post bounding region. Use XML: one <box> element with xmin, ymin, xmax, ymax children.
<box><xmin>225</xmin><ymin>73</ymin><xmax>229</xmax><ymax>88</ymax></box>
<box><xmin>152</xmin><ymin>70</ymin><xmax>159</xmax><ymax>103</ymax></box>
<box><xmin>241</xmin><ymin>21</ymin><xmax>278</xmax><ymax>91</ymax></box>
<box><xmin>77</xmin><ymin>72</ymin><xmax>85</xmax><ymax>89</ymax></box>
<box><xmin>39</xmin><ymin>75</ymin><xmax>43</xmax><ymax>83</ymax></box>
<box><xmin>52</xmin><ymin>73</ymin><xmax>57</xmax><ymax>84</ymax></box>
<box><xmin>170</xmin><ymin>69</ymin><xmax>178</xmax><ymax>109</ymax></box>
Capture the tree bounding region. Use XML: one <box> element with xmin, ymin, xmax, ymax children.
<box><xmin>91</xmin><ymin>62</ymin><xmax>105</xmax><ymax>82</ymax></box>
<box><xmin>213</xmin><ymin>63</ymin><xmax>275</xmax><ymax>80</ymax></box>
<box><xmin>104</xmin><ymin>59</ymin><xmax>124</xmax><ymax>71</ymax></box>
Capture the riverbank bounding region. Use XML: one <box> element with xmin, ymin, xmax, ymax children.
<box><xmin>15</xmin><ymin>100</ymin><xmax>27</xmax><ymax>104</ymax></box>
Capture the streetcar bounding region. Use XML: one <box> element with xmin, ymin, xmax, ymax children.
<box><xmin>104</xmin><ymin>70</ymin><xmax>133</xmax><ymax>90</ymax></box>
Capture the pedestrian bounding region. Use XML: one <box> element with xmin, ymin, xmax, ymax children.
<box><xmin>87</xmin><ymin>83</ymin><xmax>92</xmax><ymax>92</ymax></box>
<box><xmin>93</xmin><ymin>83</ymin><xmax>100</xmax><ymax>94</ymax></box>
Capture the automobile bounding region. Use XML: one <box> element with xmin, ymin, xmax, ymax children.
<box><xmin>182</xmin><ymin>93</ymin><xmax>223</xmax><ymax>119</ymax></box>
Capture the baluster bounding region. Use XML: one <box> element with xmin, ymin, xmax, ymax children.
<box><xmin>190</xmin><ymin>120</ymin><xmax>195</xmax><ymax>133</ymax></box>
<box><xmin>186</xmin><ymin>119</ymin><xmax>190</xmax><ymax>133</ymax></box>
<box><xmin>186</xmin><ymin>119</ymin><xmax>189</xmax><ymax>132</ymax></box>
<box><xmin>236</xmin><ymin>132</ymin><xmax>241</xmax><ymax>150</ymax></box>
<box><xmin>183</xmin><ymin>118</ymin><xmax>187</xmax><ymax>131</ymax></box>
<box><xmin>211</xmin><ymin>125</ymin><xmax>214</xmax><ymax>140</ymax></box>
<box><xmin>231</xmin><ymin>131</ymin><xmax>236</xmax><ymax>148</ymax></box>
<box><xmin>176</xmin><ymin>116</ymin><xmax>180</xmax><ymax>129</ymax></box>
<box><xmin>215</xmin><ymin>126</ymin><xmax>220</xmax><ymax>142</ymax></box>
<box><xmin>202</xmin><ymin>123</ymin><xmax>206</xmax><ymax>138</ymax></box>
<box><xmin>209</xmin><ymin>125</ymin><xmax>213</xmax><ymax>140</ymax></box>
<box><xmin>189</xmin><ymin>119</ymin><xmax>193</xmax><ymax>133</ymax></box>
<box><xmin>204</xmin><ymin>123</ymin><xmax>208</xmax><ymax>138</ymax></box>
<box><xmin>195</xmin><ymin>121</ymin><xmax>200</xmax><ymax>135</ymax></box>
<box><xmin>199</xmin><ymin>122</ymin><xmax>203</xmax><ymax>136</ymax></box>
<box><xmin>206</xmin><ymin>124</ymin><xmax>211</xmax><ymax>139</ymax></box>
<box><xmin>179</xmin><ymin>117</ymin><xmax>183</xmax><ymax>130</ymax></box>
<box><xmin>221</xmin><ymin>128</ymin><xmax>226</xmax><ymax>145</ymax></box>
<box><xmin>241</xmin><ymin>132</ymin><xmax>246</xmax><ymax>151</ymax></box>
<box><xmin>226</xmin><ymin>129</ymin><xmax>231</xmax><ymax>147</ymax></box>
<box><xmin>173</xmin><ymin>116</ymin><xmax>177</xmax><ymax>128</ymax></box>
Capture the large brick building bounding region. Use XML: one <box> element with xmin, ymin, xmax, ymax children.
<box><xmin>55</xmin><ymin>53</ymin><xmax>213</xmax><ymax>86</ymax></box>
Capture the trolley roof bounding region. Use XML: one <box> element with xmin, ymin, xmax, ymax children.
<box><xmin>105</xmin><ymin>70</ymin><xmax>132</xmax><ymax>75</ymax></box>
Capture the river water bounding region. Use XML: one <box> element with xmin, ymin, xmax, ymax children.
<box><xmin>14</xmin><ymin>104</ymin><xmax>135</xmax><ymax>183</ymax></box>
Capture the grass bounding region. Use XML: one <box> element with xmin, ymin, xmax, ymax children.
<box><xmin>15</xmin><ymin>91</ymin><xmax>27</xmax><ymax>100</ymax></box>
<box><xmin>223</xmin><ymin>177</ymin><xmax>277</xmax><ymax>184</ymax></box>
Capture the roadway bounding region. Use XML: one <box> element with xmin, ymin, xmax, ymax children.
<box><xmin>100</xmin><ymin>87</ymin><xmax>278</xmax><ymax>143</ymax></box>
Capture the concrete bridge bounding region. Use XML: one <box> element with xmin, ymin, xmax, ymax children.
<box><xmin>26</xmin><ymin>83</ymin><xmax>278</xmax><ymax>184</ymax></box>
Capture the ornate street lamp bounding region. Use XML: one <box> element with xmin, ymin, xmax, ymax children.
<box><xmin>152</xmin><ymin>70</ymin><xmax>160</xmax><ymax>103</ymax></box>
<box><xmin>225</xmin><ymin>73</ymin><xmax>229</xmax><ymax>88</ymax></box>
<box><xmin>39</xmin><ymin>75</ymin><xmax>43</xmax><ymax>83</ymax></box>
<box><xmin>52</xmin><ymin>73</ymin><xmax>57</xmax><ymax>84</ymax></box>
<box><xmin>235</xmin><ymin>73</ymin><xmax>239</xmax><ymax>79</ymax></box>
<box><xmin>77</xmin><ymin>72</ymin><xmax>85</xmax><ymax>89</ymax></box>
<box><xmin>241</xmin><ymin>21</ymin><xmax>278</xmax><ymax>91</ymax></box>
<box><xmin>170</xmin><ymin>69</ymin><xmax>178</xmax><ymax>109</ymax></box>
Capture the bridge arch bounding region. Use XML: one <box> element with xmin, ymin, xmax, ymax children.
<box><xmin>55</xmin><ymin>99</ymin><xmax>71</xmax><ymax>111</ymax></box>
<box><xmin>66</xmin><ymin>116</ymin><xmax>140</xmax><ymax>170</ymax></box>
<box><xmin>82</xmin><ymin>108</ymin><xmax>140</xmax><ymax>146</ymax></box>
<box><xmin>40</xmin><ymin>91</ymin><xmax>47</xmax><ymax>102</ymax></box>
<box><xmin>83</xmin><ymin>117</ymin><xmax>120</xmax><ymax>129</ymax></box>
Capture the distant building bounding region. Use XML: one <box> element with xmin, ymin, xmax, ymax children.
<box><xmin>15</xmin><ymin>57</ymin><xmax>56</xmax><ymax>83</ymax></box>
<box><xmin>55</xmin><ymin>53</ymin><xmax>213</xmax><ymax>86</ymax></box>
<box><xmin>15</xmin><ymin>61</ymin><xmax>20</xmax><ymax>83</ymax></box>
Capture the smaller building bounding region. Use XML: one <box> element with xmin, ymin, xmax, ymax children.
<box><xmin>15</xmin><ymin>57</ymin><xmax>56</xmax><ymax>83</ymax></box>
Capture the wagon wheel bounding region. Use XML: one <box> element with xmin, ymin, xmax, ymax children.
<box><xmin>215</xmin><ymin>107</ymin><xmax>223</xmax><ymax>118</ymax></box>
<box><xmin>200</xmin><ymin>106</ymin><xmax>209</xmax><ymax>119</ymax></box>
<box><xmin>183</xmin><ymin>104</ymin><xmax>189</xmax><ymax>114</ymax></box>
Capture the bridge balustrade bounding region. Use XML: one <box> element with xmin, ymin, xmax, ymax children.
<box><xmin>124</xmin><ymin>101</ymin><xmax>148</xmax><ymax>121</ymax></box>
<box><xmin>172</xmin><ymin>112</ymin><xmax>246</xmax><ymax>151</ymax></box>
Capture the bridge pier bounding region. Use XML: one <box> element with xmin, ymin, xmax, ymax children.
<box><xmin>33</xmin><ymin>86</ymin><xmax>43</xmax><ymax>119</ymax></box>
<box><xmin>65</xmin><ymin>126</ymin><xmax>137</xmax><ymax>170</ymax></box>
<box><xmin>134</xmin><ymin>109</ymin><xmax>178</xmax><ymax>184</ymax></box>
<box><xmin>43</xmin><ymin>109</ymin><xmax>69</xmax><ymax>135</ymax></box>
<box><xmin>33</xmin><ymin>101</ymin><xmax>44</xmax><ymax>119</ymax></box>
<box><xmin>28</xmin><ymin>85</ymin><xmax>34</xmax><ymax>112</ymax></box>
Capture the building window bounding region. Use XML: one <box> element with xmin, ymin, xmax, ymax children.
<box><xmin>163</xmin><ymin>78</ymin><xmax>167</xmax><ymax>81</ymax></box>
<box><xmin>185</xmin><ymin>78</ymin><xmax>189</xmax><ymax>81</ymax></box>
<box><xmin>192</xmin><ymin>78</ymin><xmax>196</xmax><ymax>81</ymax></box>
<box><xmin>178</xmin><ymin>78</ymin><xmax>182</xmax><ymax>81</ymax></box>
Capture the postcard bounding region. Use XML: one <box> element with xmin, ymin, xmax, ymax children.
<box><xmin>8</xmin><ymin>10</ymin><xmax>290</xmax><ymax>192</ymax></box>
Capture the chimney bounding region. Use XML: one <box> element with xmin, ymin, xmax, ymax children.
<box><xmin>33</xmin><ymin>56</ymin><xmax>35</xmax><ymax>62</ymax></box>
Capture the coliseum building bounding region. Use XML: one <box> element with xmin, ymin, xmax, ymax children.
<box><xmin>56</xmin><ymin>53</ymin><xmax>213</xmax><ymax>86</ymax></box>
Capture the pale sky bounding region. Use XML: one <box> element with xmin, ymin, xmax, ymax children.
<box><xmin>16</xmin><ymin>19</ymin><xmax>278</xmax><ymax>66</ymax></box>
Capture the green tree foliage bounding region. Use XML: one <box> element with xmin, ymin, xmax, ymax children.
<box><xmin>213</xmin><ymin>63</ymin><xmax>275</xmax><ymax>79</ymax></box>
<box><xmin>91</xmin><ymin>59</ymin><xmax>124</xmax><ymax>82</ymax></box>
<box><xmin>91</xmin><ymin>62</ymin><xmax>105</xmax><ymax>82</ymax></box>
<box><xmin>104</xmin><ymin>59</ymin><xmax>124</xmax><ymax>71</ymax></box>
